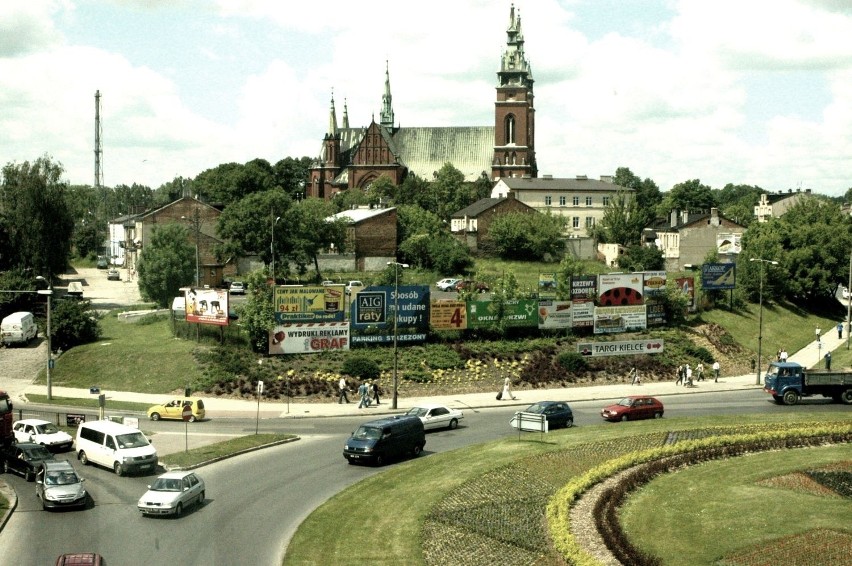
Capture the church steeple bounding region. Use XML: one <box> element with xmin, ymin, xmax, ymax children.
<box><xmin>342</xmin><ymin>98</ymin><xmax>350</xmax><ymax>129</ymax></box>
<box><xmin>380</xmin><ymin>61</ymin><xmax>394</xmax><ymax>130</ymax></box>
<box><xmin>327</xmin><ymin>90</ymin><xmax>338</xmax><ymax>135</ymax></box>
<box><xmin>493</xmin><ymin>3</ymin><xmax>537</xmax><ymax>180</ymax></box>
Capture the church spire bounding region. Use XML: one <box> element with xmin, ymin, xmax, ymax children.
<box><xmin>327</xmin><ymin>90</ymin><xmax>338</xmax><ymax>135</ymax></box>
<box><xmin>498</xmin><ymin>4</ymin><xmax>533</xmax><ymax>90</ymax></box>
<box><xmin>380</xmin><ymin>61</ymin><xmax>394</xmax><ymax>129</ymax></box>
<box><xmin>342</xmin><ymin>98</ymin><xmax>350</xmax><ymax>129</ymax></box>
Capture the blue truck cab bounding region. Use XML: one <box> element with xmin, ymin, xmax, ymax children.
<box><xmin>764</xmin><ymin>361</ymin><xmax>852</xmax><ymax>405</ymax></box>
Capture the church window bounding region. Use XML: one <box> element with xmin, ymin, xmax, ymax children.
<box><xmin>505</xmin><ymin>115</ymin><xmax>515</xmax><ymax>144</ymax></box>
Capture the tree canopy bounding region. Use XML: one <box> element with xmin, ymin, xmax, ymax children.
<box><xmin>483</xmin><ymin>211</ymin><xmax>566</xmax><ymax>261</ymax></box>
<box><xmin>136</xmin><ymin>223</ymin><xmax>196</xmax><ymax>307</ymax></box>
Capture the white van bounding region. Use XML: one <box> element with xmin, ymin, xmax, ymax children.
<box><xmin>75</xmin><ymin>420</ymin><xmax>158</xmax><ymax>476</ymax></box>
<box><xmin>1</xmin><ymin>311</ymin><xmax>38</xmax><ymax>346</ymax></box>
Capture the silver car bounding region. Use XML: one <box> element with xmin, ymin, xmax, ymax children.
<box><xmin>36</xmin><ymin>461</ymin><xmax>88</xmax><ymax>510</ymax></box>
<box><xmin>138</xmin><ymin>471</ymin><xmax>205</xmax><ymax>517</ymax></box>
<box><xmin>405</xmin><ymin>404</ymin><xmax>464</xmax><ymax>430</ymax></box>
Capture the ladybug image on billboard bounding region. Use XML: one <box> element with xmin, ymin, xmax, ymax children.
<box><xmin>599</xmin><ymin>286</ymin><xmax>643</xmax><ymax>306</ymax></box>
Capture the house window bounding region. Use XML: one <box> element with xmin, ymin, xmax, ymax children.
<box><xmin>603</xmin><ymin>196</ymin><xmax>610</xmax><ymax>206</ymax></box>
<box><xmin>585</xmin><ymin>196</ymin><xmax>593</xmax><ymax>206</ymax></box>
<box><xmin>559</xmin><ymin>196</ymin><xmax>566</xmax><ymax>206</ymax></box>
<box><xmin>572</xmin><ymin>217</ymin><xmax>580</xmax><ymax>229</ymax></box>
<box><xmin>586</xmin><ymin>217</ymin><xmax>595</xmax><ymax>228</ymax></box>
<box><xmin>545</xmin><ymin>196</ymin><xmax>552</xmax><ymax>206</ymax></box>
<box><xmin>573</xmin><ymin>196</ymin><xmax>579</xmax><ymax>206</ymax></box>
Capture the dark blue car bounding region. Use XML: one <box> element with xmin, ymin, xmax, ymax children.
<box><xmin>523</xmin><ymin>401</ymin><xmax>574</xmax><ymax>429</ymax></box>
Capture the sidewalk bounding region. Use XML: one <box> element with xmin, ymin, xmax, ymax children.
<box><xmin>13</xmin><ymin>324</ymin><xmax>845</xmax><ymax>420</ymax></box>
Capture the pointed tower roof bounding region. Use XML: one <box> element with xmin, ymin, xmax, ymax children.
<box><xmin>342</xmin><ymin>98</ymin><xmax>350</xmax><ymax>129</ymax></box>
<box><xmin>327</xmin><ymin>90</ymin><xmax>338</xmax><ymax>136</ymax></box>
<box><xmin>498</xmin><ymin>4</ymin><xmax>534</xmax><ymax>90</ymax></box>
<box><xmin>380</xmin><ymin>61</ymin><xmax>395</xmax><ymax>130</ymax></box>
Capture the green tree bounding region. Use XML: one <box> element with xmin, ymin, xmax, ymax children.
<box><xmin>0</xmin><ymin>156</ymin><xmax>75</xmax><ymax>279</ymax></box>
<box><xmin>613</xmin><ymin>167</ymin><xmax>661</xmax><ymax>230</ymax></box>
<box><xmin>737</xmin><ymin>221</ymin><xmax>786</xmax><ymax>302</ymax></box>
<box><xmin>286</xmin><ymin>198</ymin><xmax>349</xmax><ymax>279</ymax></box>
<box><xmin>136</xmin><ymin>223</ymin><xmax>196</xmax><ymax>307</ymax></box>
<box><xmin>659</xmin><ymin>179</ymin><xmax>717</xmax><ymax>216</ymax></box>
<box><xmin>483</xmin><ymin>212</ymin><xmax>566</xmax><ymax>261</ymax></box>
<box><xmin>216</xmin><ymin>190</ymin><xmax>294</xmax><ymax>268</ymax></box>
<box><xmin>239</xmin><ymin>270</ymin><xmax>276</xmax><ymax>353</ymax></box>
<box><xmin>396</xmin><ymin>205</ymin><xmax>472</xmax><ymax>272</ymax></box>
<box><xmin>51</xmin><ymin>298</ymin><xmax>102</xmax><ymax>352</ymax></box>
<box><xmin>591</xmin><ymin>190</ymin><xmax>641</xmax><ymax>245</ymax></box>
<box><xmin>272</xmin><ymin>156</ymin><xmax>312</xmax><ymax>195</ymax></box>
<box><xmin>431</xmin><ymin>163</ymin><xmax>466</xmax><ymax>221</ymax></box>
<box><xmin>617</xmin><ymin>245</ymin><xmax>664</xmax><ymax>271</ymax></box>
<box><xmin>192</xmin><ymin>161</ymin><xmax>274</xmax><ymax>206</ymax></box>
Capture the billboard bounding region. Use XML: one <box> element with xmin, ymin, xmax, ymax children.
<box><xmin>350</xmin><ymin>285</ymin><xmax>429</xmax><ymax>344</ymax></box>
<box><xmin>701</xmin><ymin>263</ymin><xmax>736</xmax><ymax>290</ymax></box>
<box><xmin>598</xmin><ymin>273</ymin><xmax>644</xmax><ymax>306</ymax></box>
<box><xmin>642</xmin><ymin>271</ymin><xmax>667</xmax><ymax>297</ymax></box>
<box><xmin>593</xmin><ymin>305</ymin><xmax>647</xmax><ymax>334</ymax></box>
<box><xmin>577</xmin><ymin>339</ymin><xmax>664</xmax><ymax>357</ymax></box>
<box><xmin>538</xmin><ymin>273</ymin><xmax>557</xmax><ymax>299</ymax></box>
<box><xmin>273</xmin><ymin>285</ymin><xmax>345</xmax><ymax>324</ymax></box>
<box><xmin>467</xmin><ymin>299</ymin><xmax>538</xmax><ymax>329</ymax></box>
<box><xmin>537</xmin><ymin>300</ymin><xmax>572</xmax><ymax>329</ymax></box>
<box><xmin>717</xmin><ymin>233</ymin><xmax>742</xmax><ymax>255</ymax></box>
<box><xmin>570</xmin><ymin>275</ymin><xmax>597</xmax><ymax>328</ymax></box>
<box><xmin>430</xmin><ymin>300</ymin><xmax>468</xmax><ymax>331</ymax></box>
<box><xmin>268</xmin><ymin>322</ymin><xmax>350</xmax><ymax>354</ymax></box>
<box><xmin>676</xmin><ymin>276</ymin><xmax>696</xmax><ymax>310</ymax></box>
<box><xmin>184</xmin><ymin>288</ymin><xmax>229</xmax><ymax>326</ymax></box>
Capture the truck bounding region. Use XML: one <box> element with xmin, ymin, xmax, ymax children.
<box><xmin>0</xmin><ymin>389</ymin><xmax>14</xmax><ymax>448</ymax></box>
<box><xmin>763</xmin><ymin>361</ymin><xmax>852</xmax><ymax>405</ymax></box>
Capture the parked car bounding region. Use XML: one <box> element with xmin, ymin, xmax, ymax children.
<box><xmin>96</xmin><ymin>257</ymin><xmax>108</xmax><ymax>269</ymax></box>
<box><xmin>521</xmin><ymin>401</ymin><xmax>574</xmax><ymax>429</ymax></box>
<box><xmin>67</xmin><ymin>281</ymin><xmax>84</xmax><ymax>296</ymax></box>
<box><xmin>229</xmin><ymin>281</ymin><xmax>246</xmax><ymax>295</ymax></box>
<box><xmin>147</xmin><ymin>398</ymin><xmax>205</xmax><ymax>422</ymax></box>
<box><xmin>36</xmin><ymin>460</ymin><xmax>88</xmax><ymax>510</ymax></box>
<box><xmin>321</xmin><ymin>280</ymin><xmax>336</xmax><ymax>286</ymax></box>
<box><xmin>107</xmin><ymin>269</ymin><xmax>120</xmax><ymax>281</ymax></box>
<box><xmin>435</xmin><ymin>278</ymin><xmax>461</xmax><ymax>292</ymax></box>
<box><xmin>2</xmin><ymin>442</ymin><xmax>55</xmax><ymax>481</ymax></box>
<box><xmin>455</xmin><ymin>280</ymin><xmax>489</xmax><ymax>293</ymax></box>
<box><xmin>345</xmin><ymin>280</ymin><xmax>364</xmax><ymax>295</ymax></box>
<box><xmin>13</xmin><ymin>418</ymin><xmax>73</xmax><ymax>451</ymax></box>
<box><xmin>137</xmin><ymin>471</ymin><xmax>206</xmax><ymax>517</ymax></box>
<box><xmin>405</xmin><ymin>404</ymin><xmax>464</xmax><ymax>430</ymax></box>
<box><xmin>600</xmin><ymin>396</ymin><xmax>664</xmax><ymax>422</ymax></box>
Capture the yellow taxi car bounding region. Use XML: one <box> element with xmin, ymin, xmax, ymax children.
<box><xmin>147</xmin><ymin>398</ymin><xmax>206</xmax><ymax>422</ymax></box>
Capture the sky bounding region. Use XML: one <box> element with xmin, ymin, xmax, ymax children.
<box><xmin>2</xmin><ymin>0</ymin><xmax>852</xmax><ymax>196</ymax></box>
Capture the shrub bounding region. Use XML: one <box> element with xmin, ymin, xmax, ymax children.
<box><xmin>341</xmin><ymin>356</ymin><xmax>381</xmax><ymax>380</ymax></box>
<box><xmin>557</xmin><ymin>351</ymin><xmax>589</xmax><ymax>373</ymax></box>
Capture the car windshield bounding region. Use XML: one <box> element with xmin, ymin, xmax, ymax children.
<box><xmin>24</xmin><ymin>445</ymin><xmax>52</xmax><ymax>459</ymax></box>
<box><xmin>617</xmin><ymin>398</ymin><xmax>634</xmax><ymax>407</ymax></box>
<box><xmin>46</xmin><ymin>471</ymin><xmax>80</xmax><ymax>486</ymax></box>
<box><xmin>525</xmin><ymin>403</ymin><xmax>546</xmax><ymax>414</ymax></box>
<box><xmin>405</xmin><ymin>408</ymin><xmax>428</xmax><ymax>417</ymax></box>
<box><xmin>36</xmin><ymin>423</ymin><xmax>60</xmax><ymax>434</ymax></box>
<box><xmin>116</xmin><ymin>432</ymin><xmax>149</xmax><ymax>448</ymax></box>
<box><xmin>352</xmin><ymin>426</ymin><xmax>382</xmax><ymax>440</ymax></box>
<box><xmin>151</xmin><ymin>478</ymin><xmax>183</xmax><ymax>492</ymax></box>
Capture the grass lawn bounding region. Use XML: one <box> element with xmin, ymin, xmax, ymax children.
<box><xmin>621</xmin><ymin>444</ymin><xmax>852</xmax><ymax>565</ymax></box>
<box><xmin>283</xmin><ymin>413</ymin><xmax>852</xmax><ymax>566</ymax></box>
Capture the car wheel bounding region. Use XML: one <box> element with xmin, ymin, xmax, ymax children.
<box><xmin>79</xmin><ymin>451</ymin><xmax>88</xmax><ymax>465</ymax></box>
<box><xmin>448</xmin><ymin>418</ymin><xmax>458</xmax><ymax>430</ymax></box>
<box><xmin>188</xmin><ymin>415</ymin><xmax>196</xmax><ymax>423</ymax></box>
<box><xmin>2</xmin><ymin>461</ymin><xmax>8</xmax><ymax>474</ymax></box>
<box><xmin>374</xmin><ymin>455</ymin><xmax>385</xmax><ymax>467</ymax></box>
<box><xmin>113</xmin><ymin>462</ymin><xmax>124</xmax><ymax>476</ymax></box>
<box><xmin>782</xmin><ymin>390</ymin><xmax>799</xmax><ymax>406</ymax></box>
<box><xmin>198</xmin><ymin>490</ymin><xmax>205</xmax><ymax>507</ymax></box>
<box><xmin>840</xmin><ymin>390</ymin><xmax>852</xmax><ymax>405</ymax></box>
<box><xmin>25</xmin><ymin>470</ymin><xmax>34</xmax><ymax>482</ymax></box>
<box><xmin>621</xmin><ymin>414</ymin><xmax>629</xmax><ymax>422</ymax></box>
<box><xmin>654</xmin><ymin>411</ymin><xmax>663</xmax><ymax>419</ymax></box>
<box><xmin>174</xmin><ymin>503</ymin><xmax>183</xmax><ymax>517</ymax></box>
<box><xmin>150</xmin><ymin>412</ymin><xmax>160</xmax><ymax>421</ymax></box>
<box><xmin>565</xmin><ymin>417</ymin><xmax>574</xmax><ymax>428</ymax></box>
<box><xmin>412</xmin><ymin>444</ymin><xmax>423</xmax><ymax>457</ymax></box>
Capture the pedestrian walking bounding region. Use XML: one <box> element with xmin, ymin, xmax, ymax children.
<box><xmin>838</xmin><ymin>322</ymin><xmax>844</xmax><ymax>339</ymax></box>
<box><xmin>685</xmin><ymin>364</ymin><xmax>693</xmax><ymax>386</ymax></box>
<box><xmin>696</xmin><ymin>362</ymin><xmax>704</xmax><ymax>382</ymax></box>
<box><xmin>825</xmin><ymin>351</ymin><xmax>832</xmax><ymax>370</ymax></box>
<box><xmin>675</xmin><ymin>364</ymin><xmax>684</xmax><ymax>386</ymax></box>
<box><xmin>502</xmin><ymin>376</ymin><xmax>517</xmax><ymax>400</ymax></box>
<box><xmin>372</xmin><ymin>380</ymin><xmax>381</xmax><ymax>405</ymax></box>
<box><xmin>629</xmin><ymin>367</ymin><xmax>640</xmax><ymax>385</ymax></box>
<box><xmin>712</xmin><ymin>361</ymin><xmax>720</xmax><ymax>382</ymax></box>
<box><xmin>779</xmin><ymin>349</ymin><xmax>788</xmax><ymax>362</ymax></box>
<box><xmin>338</xmin><ymin>376</ymin><xmax>350</xmax><ymax>404</ymax></box>
<box><xmin>357</xmin><ymin>381</ymin><xmax>369</xmax><ymax>408</ymax></box>
<box><xmin>815</xmin><ymin>326</ymin><xmax>821</xmax><ymax>343</ymax></box>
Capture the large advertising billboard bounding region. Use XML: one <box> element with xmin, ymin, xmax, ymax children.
<box><xmin>467</xmin><ymin>299</ymin><xmax>538</xmax><ymax>329</ymax></box>
<box><xmin>268</xmin><ymin>322</ymin><xmax>350</xmax><ymax>354</ymax></box>
<box><xmin>593</xmin><ymin>305</ymin><xmax>647</xmax><ymax>334</ymax></box>
<box><xmin>430</xmin><ymin>300</ymin><xmax>468</xmax><ymax>331</ymax></box>
<box><xmin>273</xmin><ymin>285</ymin><xmax>345</xmax><ymax>324</ymax></box>
<box><xmin>538</xmin><ymin>273</ymin><xmax>557</xmax><ymax>300</ymax></box>
<box><xmin>537</xmin><ymin>300</ymin><xmax>572</xmax><ymax>329</ymax></box>
<box><xmin>598</xmin><ymin>273</ymin><xmax>644</xmax><ymax>306</ymax></box>
<box><xmin>701</xmin><ymin>263</ymin><xmax>736</xmax><ymax>290</ymax></box>
<box><xmin>570</xmin><ymin>275</ymin><xmax>596</xmax><ymax>328</ymax></box>
<box><xmin>184</xmin><ymin>288</ymin><xmax>229</xmax><ymax>326</ymax></box>
<box><xmin>642</xmin><ymin>271</ymin><xmax>667</xmax><ymax>297</ymax></box>
<box><xmin>350</xmin><ymin>285</ymin><xmax>429</xmax><ymax>344</ymax></box>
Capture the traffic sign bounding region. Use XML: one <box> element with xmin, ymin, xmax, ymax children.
<box><xmin>182</xmin><ymin>404</ymin><xmax>193</xmax><ymax>422</ymax></box>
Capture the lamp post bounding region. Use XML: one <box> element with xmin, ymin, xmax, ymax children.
<box><xmin>750</xmin><ymin>257</ymin><xmax>778</xmax><ymax>385</ymax></box>
<box><xmin>847</xmin><ymin>249</ymin><xmax>851</xmax><ymax>350</ymax></box>
<box><xmin>271</xmin><ymin>211</ymin><xmax>281</xmax><ymax>282</ymax></box>
<box><xmin>181</xmin><ymin>209</ymin><xmax>201</xmax><ymax>287</ymax></box>
<box><xmin>387</xmin><ymin>261</ymin><xmax>409</xmax><ymax>409</ymax></box>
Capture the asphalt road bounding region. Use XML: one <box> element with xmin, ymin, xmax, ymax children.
<box><xmin>1</xmin><ymin>389</ymin><xmax>846</xmax><ymax>565</ymax></box>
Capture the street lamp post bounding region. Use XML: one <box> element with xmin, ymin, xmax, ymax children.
<box><xmin>181</xmin><ymin>209</ymin><xmax>201</xmax><ymax>287</ymax></box>
<box><xmin>271</xmin><ymin>211</ymin><xmax>281</xmax><ymax>282</ymax></box>
<box><xmin>750</xmin><ymin>257</ymin><xmax>778</xmax><ymax>385</ymax></box>
<box><xmin>387</xmin><ymin>261</ymin><xmax>409</xmax><ymax>409</ymax></box>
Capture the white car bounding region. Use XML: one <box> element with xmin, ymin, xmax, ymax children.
<box><xmin>405</xmin><ymin>404</ymin><xmax>464</xmax><ymax>430</ymax></box>
<box><xmin>138</xmin><ymin>471</ymin><xmax>206</xmax><ymax>517</ymax></box>
<box><xmin>436</xmin><ymin>278</ymin><xmax>461</xmax><ymax>292</ymax></box>
<box><xmin>229</xmin><ymin>281</ymin><xmax>246</xmax><ymax>295</ymax></box>
<box><xmin>13</xmin><ymin>419</ymin><xmax>73</xmax><ymax>451</ymax></box>
<box><xmin>345</xmin><ymin>280</ymin><xmax>364</xmax><ymax>295</ymax></box>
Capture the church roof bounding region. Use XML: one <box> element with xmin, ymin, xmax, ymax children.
<box><xmin>496</xmin><ymin>176</ymin><xmax>628</xmax><ymax>192</ymax></box>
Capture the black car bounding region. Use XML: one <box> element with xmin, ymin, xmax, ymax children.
<box><xmin>2</xmin><ymin>442</ymin><xmax>55</xmax><ymax>481</ymax></box>
<box><xmin>523</xmin><ymin>401</ymin><xmax>574</xmax><ymax>429</ymax></box>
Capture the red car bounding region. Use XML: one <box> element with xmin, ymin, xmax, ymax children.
<box><xmin>600</xmin><ymin>396</ymin><xmax>664</xmax><ymax>422</ymax></box>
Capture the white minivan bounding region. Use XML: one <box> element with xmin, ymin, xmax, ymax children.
<box><xmin>1</xmin><ymin>311</ymin><xmax>38</xmax><ymax>346</ymax></box>
<box><xmin>75</xmin><ymin>420</ymin><xmax>158</xmax><ymax>476</ymax></box>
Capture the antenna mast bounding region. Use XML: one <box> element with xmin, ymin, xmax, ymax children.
<box><xmin>94</xmin><ymin>90</ymin><xmax>103</xmax><ymax>189</ymax></box>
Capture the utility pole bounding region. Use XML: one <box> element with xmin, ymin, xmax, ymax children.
<box><xmin>94</xmin><ymin>90</ymin><xmax>103</xmax><ymax>189</ymax></box>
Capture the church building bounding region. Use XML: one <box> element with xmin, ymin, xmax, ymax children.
<box><xmin>308</xmin><ymin>5</ymin><xmax>537</xmax><ymax>200</ymax></box>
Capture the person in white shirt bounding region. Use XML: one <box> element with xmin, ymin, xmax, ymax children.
<box><xmin>712</xmin><ymin>361</ymin><xmax>720</xmax><ymax>382</ymax></box>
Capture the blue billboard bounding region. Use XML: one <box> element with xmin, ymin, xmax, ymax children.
<box><xmin>701</xmin><ymin>263</ymin><xmax>736</xmax><ymax>290</ymax></box>
<box><xmin>350</xmin><ymin>285</ymin><xmax>430</xmax><ymax>344</ymax></box>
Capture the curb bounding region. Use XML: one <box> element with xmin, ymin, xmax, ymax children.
<box><xmin>0</xmin><ymin>479</ymin><xmax>18</xmax><ymax>534</ymax></box>
<box><xmin>161</xmin><ymin>436</ymin><xmax>300</xmax><ymax>471</ymax></box>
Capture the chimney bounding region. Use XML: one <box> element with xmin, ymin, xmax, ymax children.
<box><xmin>670</xmin><ymin>210</ymin><xmax>678</xmax><ymax>228</ymax></box>
<box><xmin>681</xmin><ymin>210</ymin><xmax>689</xmax><ymax>224</ymax></box>
<box><xmin>576</xmin><ymin>175</ymin><xmax>588</xmax><ymax>180</ymax></box>
<box><xmin>600</xmin><ymin>175</ymin><xmax>613</xmax><ymax>183</ymax></box>
<box><xmin>542</xmin><ymin>174</ymin><xmax>553</xmax><ymax>180</ymax></box>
